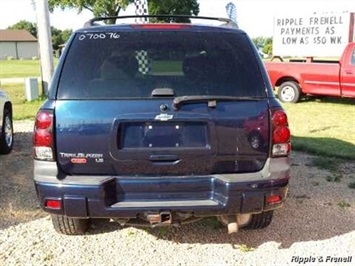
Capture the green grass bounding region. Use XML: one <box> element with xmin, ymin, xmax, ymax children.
<box><xmin>151</xmin><ymin>60</ymin><xmax>182</xmax><ymax>74</ymax></box>
<box><xmin>238</xmin><ymin>244</ymin><xmax>255</xmax><ymax>253</ymax></box>
<box><xmin>311</xmin><ymin>156</ymin><xmax>347</xmax><ymax>183</ymax></box>
<box><xmin>283</xmin><ymin>97</ymin><xmax>355</xmax><ymax>160</ymax></box>
<box><xmin>0</xmin><ymin>59</ymin><xmax>59</xmax><ymax>79</ymax></box>
<box><xmin>311</xmin><ymin>157</ymin><xmax>341</xmax><ymax>172</ymax></box>
<box><xmin>0</xmin><ymin>59</ymin><xmax>174</xmax><ymax>78</ymax></box>
<box><xmin>1</xmin><ymin>83</ymin><xmax>45</xmax><ymax>120</ymax></box>
<box><xmin>0</xmin><ymin>60</ymin><xmax>41</xmax><ymax>78</ymax></box>
<box><xmin>325</xmin><ymin>174</ymin><xmax>342</xmax><ymax>183</ymax></box>
<box><xmin>201</xmin><ymin>217</ymin><xmax>222</xmax><ymax>230</ymax></box>
<box><xmin>337</xmin><ymin>200</ymin><xmax>351</xmax><ymax>208</ymax></box>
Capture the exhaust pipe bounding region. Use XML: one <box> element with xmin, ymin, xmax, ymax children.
<box><xmin>225</xmin><ymin>214</ymin><xmax>251</xmax><ymax>234</ymax></box>
<box><xmin>227</xmin><ymin>215</ymin><xmax>238</xmax><ymax>234</ymax></box>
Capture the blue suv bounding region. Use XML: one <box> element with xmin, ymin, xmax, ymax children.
<box><xmin>33</xmin><ymin>15</ymin><xmax>291</xmax><ymax>235</ymax></box>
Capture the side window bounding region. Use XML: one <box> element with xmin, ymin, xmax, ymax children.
<box><xmin>351</xmin><ymin>48</ymin><xmax>355</xmax><ymax>65</ymax></box>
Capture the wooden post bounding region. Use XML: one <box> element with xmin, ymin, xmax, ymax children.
<box><xmin>36</xmin><ymin>0</ymin><xmax>54</xmax><ymax>96</ymax></box>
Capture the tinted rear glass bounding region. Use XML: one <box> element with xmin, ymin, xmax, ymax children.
<box><xmin>57</xmin><ymin>30</ymin><xmax>266</xmax><ymax>99</ymax></box>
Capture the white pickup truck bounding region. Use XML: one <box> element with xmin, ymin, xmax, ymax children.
<box><xmin>0</xmin><ymin>89</ymin><xmax>13</xmax><ymax>154</ymax></box>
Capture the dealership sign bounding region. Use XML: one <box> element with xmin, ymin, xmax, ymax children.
<box><xmin>273</xmin><ymin>12</ymin><xmax>354</xmax><ymax>57</ymax></box>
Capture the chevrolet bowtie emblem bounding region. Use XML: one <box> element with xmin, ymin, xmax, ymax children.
<box><xmin>155</xmin><ymin>113</ymin><xmax>173</xmax><ymax>121</ymax></box>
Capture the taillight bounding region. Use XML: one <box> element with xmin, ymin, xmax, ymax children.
<box><xmin>273</xmin><ymin>126</ymin><xmax>291</xmax><ymax>143</ymax></box>
<box><xmin>266</xmin><ymin>195</ymin><xmax>282</xmax><ymax>205</ymax></box>
<box><xmin>271</xmin><ymin>109</ymin><xmax>291</xmax><ymax>157</ymax></box>
<box><xmin>45</xmin><ymin>199</ymin><xmax>61</xmax><ymax>210</ymax></box>
<box><xmin>34</xmin><ymin>129</ymin><xmax>52</xmax><ymax>146</ymax></box>
<box><xmin>272</xmin><ymin>110</ymin><xmax>288</xmax><ymax>126</ymax></box>
<box><xmin>33</xmin><ymin>110</ymin><xmax>54</xmax><ymax>161</ymax></box>
<box><xmin>36</xmin><ymin>112</ymin><xmax>52</xmax><ymax>129</ymax></box>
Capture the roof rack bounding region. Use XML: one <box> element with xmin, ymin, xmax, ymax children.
<box><xmin>83</xmin><ymin>15</ymin><xmax>238</xmax><ymax>28</ymax></box>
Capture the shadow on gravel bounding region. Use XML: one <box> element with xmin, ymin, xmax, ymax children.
<box><xmin>0</xmin><ymin>132</ymin><xmax>46</xmax><ymax>230</ymax></box>
<box><xmin>85</xmin><ymin>151</ymin><xmax>355</xmax><ymax>248</ymax></box>
<box><xmin>87</xmin><ymin>197</ymin><xmax>355</xmax><ymax>249</ymax></box>
<box><xmin>86</xmin><ymin>150</ymin><xmax>355</xmax><ymax>249</ymax></box>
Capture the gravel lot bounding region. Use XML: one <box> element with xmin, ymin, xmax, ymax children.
<box><xmin>0</xmin><ymin>120</ymin><xmax>354</xmax><ymax>265</ymax></box>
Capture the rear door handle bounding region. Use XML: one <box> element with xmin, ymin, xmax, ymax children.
<box><xmin>149</xmin><ymin>154</ymin><xmax>179</xmax><ymax>162</ymax></box>
<box><xmin>345</xmin><ymin>70</ymin><xmax>353</xmax><ymax>74</ymax></box>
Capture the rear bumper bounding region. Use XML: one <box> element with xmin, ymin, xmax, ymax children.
<box><xmin>34</xmin><ymin>158</ymin><xmax>290</xmax><ymax>218</ymax></box>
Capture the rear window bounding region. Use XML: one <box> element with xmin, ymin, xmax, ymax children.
<box><xmin>57</xmin><ymin>30</ymin><xmax>266</xmax><ymax>99</ymax></box>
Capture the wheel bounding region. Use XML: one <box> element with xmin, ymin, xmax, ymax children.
<box><xmin>278</xmin><ymin>81</ymin><xmax>301</xmax><ymax>103</ymax></box>
<box><xmin>244</xmin><ymin>210</ymin><xmax>273</xmax><ymax>229</ymax></box>
<box><xmin>51</xmin><ymin>214</ymin><xmax>90</xmax><ymax>235</ymax></box>
<box><xmin>0</xmin><ymin>108</ymin><xmax>14</xmax><ymax>154</ymax></box>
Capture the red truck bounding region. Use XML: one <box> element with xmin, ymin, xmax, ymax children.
<box><xmin>265</xmin><ymin>42</ymin><xmax>355</xmax><ymax>103</ymax></box>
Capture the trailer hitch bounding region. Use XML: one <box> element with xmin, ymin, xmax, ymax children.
<box><xmin>146</xmin><ymin>212</ymin><xmax>172</xmax><ymax>225</ymax></box>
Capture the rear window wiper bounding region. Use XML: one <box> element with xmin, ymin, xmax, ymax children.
<box><xmin>173</xmin><ymin>95</ymin><xmax>262</xmax><ymax>110</ymax></box>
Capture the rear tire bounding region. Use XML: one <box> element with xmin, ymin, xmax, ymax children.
<box><xmin>0</xmin><ymin>108</ymin><xmax>14</xmax><ymax>154</ymax></box>
<box><xmin>51</xmin><ymin>214</ymin><xmax>90</xmax><ymax>235</ymax></box>
<box><xmin>278</xmin><ymin>81</ymin><xmax>301</xmax><ymax>103</ymax></box>
<box><xmin>245</xmin><ymin>210</ymin><xmax>273</xmax><ymax>229</ymax></box>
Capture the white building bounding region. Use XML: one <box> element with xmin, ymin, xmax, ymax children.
<box><xmin>0</xmin><ymin>29</ymin><xmax>38</xmax><ymax>60</ymax></box>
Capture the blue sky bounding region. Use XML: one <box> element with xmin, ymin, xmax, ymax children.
<box><xmin>0</xmin><ymin>0</ymin><xmax>354</xmax><ymax>37</ymax></box>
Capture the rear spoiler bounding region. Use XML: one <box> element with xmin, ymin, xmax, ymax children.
<box><xmin>84</xmin><ymin>15</ymin><xmax>238</xmax><ymax>28</ymax></box>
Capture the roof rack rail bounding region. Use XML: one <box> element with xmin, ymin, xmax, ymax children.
<box><xmin>83</xmin><ymin>15</ymin><xmax>238</xmax><ymax>28</ymax></box>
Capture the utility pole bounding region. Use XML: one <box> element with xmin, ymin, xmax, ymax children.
<box><xmin>35</xmin><ymin>0</ymin><xmax>54</xmax><ymax>96</ymax></box>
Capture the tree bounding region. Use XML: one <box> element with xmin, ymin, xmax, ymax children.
<box><xmin>51</xmin><ymin>27</ymin><xmax>73</xmax><ymax>51</ymax></box>
<box><xmin>48</xmin><ymin>0</ymin><xmax>199</xmax><ymax>24</ymax></box>
<box><xmin>148</xmin><ymin>0</ymin><xmax>199</xmax><ymax>22</ymax></box>
<box><xmin>7</xmin><ymin>20</ymin><xmax>37</xmax><ymax>37</ymax></box>
<box><xmin>263</xmin><ymin>37</ymin><xmax>273</xmax><ymax>56</ymax></box>
<box><xmin>48</xmin><ymin>0</ymin><xmax>134</xmax><ymax>24</ymax></box>
<box><xmin>251</xmin><ymin>36</ymin><xmax>266</xmax><ymax>48</ymax></box>
<box><xmin>8</xmin><ymin>20</ymin><xmax>72</xmax><ymax>53</ymax></box>
<box><xmin>60</xmin><ymin>29</ymin><xmax>73</xmax><ymax>43</ymax></box>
